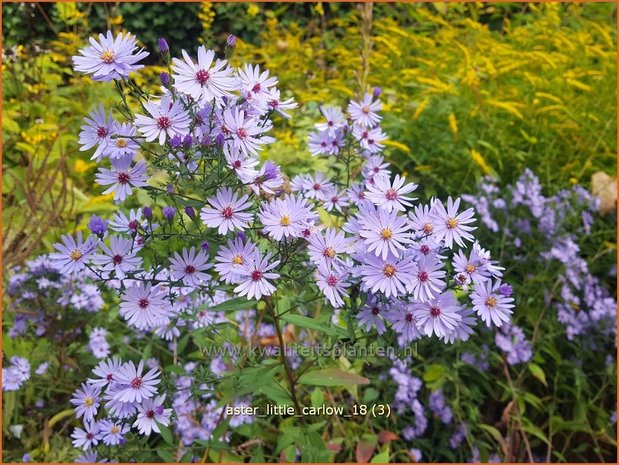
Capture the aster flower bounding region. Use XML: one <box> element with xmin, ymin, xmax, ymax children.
<box><xmin>104</xmin><ymin>384</ymin><xmax>138</xmax><ymax>419</ymax></box>
<box><xmin>409</xmin><ymin>203</ymin><xmax>438</xmax><ymax>238</ymax></box>
<box><xmin>412</xmin><ymin>291</ymin><xmax>462</xmax><ymax>338</ymax></box>
<box><xmin>365</xmin><ymin>174</ymin><xmax>418</xmax><ymax>212</ymax></box>
<box><xmin>259</xmin><ymin>194</ymin><xmax>317</xmax><ymax>241</ymax></box>
<box><xmin>171</xmin><ymin>46</ymin><xmax>236</xmax><ymax>103</ymax></box>
<box><xmin>430</xmin><ymin>197</ymin><xmax>476</xmax><ymax>248</ymax></box>
<box><xmin>78</xmin><ymin>104</ymin><xmax>116</xmax><ymax>161</ymax></box>
<box><xmin>92</xmin><ymin>235</ymin><xmax>142</xmax><ymax>279</ymax></box>
<box><xmin>243</xmin><ymin>160</ymin><xmax>284</xmax><ymax>195</ymax></box>
<box><xmin>308</xmin><ymin>130</ymin><xmax>332</xmax><ymax>157</ymax></box>
<box><xmin>471</xmin><ymin>280</ymin><xmax>515</xmax><ymax>327</ymax></box>
<box><xmin>224</xmin><ymin>145</ymin><xmax>259</xmax><ymax>179</ymax></box>
<box><xmin>237</xmin><ymin>64</ymin><xmax>278</xmax><ymax>108</ymax></box>
<box><xmin>358</xmin><ymin>253</ymin><xmax>417</xmax><ymax>298</ymax></box>
<box><xmin>221</xmin><ymin>107</ymin><xmax>273</xmax><ymax>156</ymax></box>
<box><xmin>362</xmin><ymin>155</ymin><xmax>391</xmax><ymax>180</ymax></box>
<box><xmin>119</xmin><ymin>283</ymin><xmax>168</xmax><ymax>330</ymax></box>
<box><xmin>307</xmin><ymin>228</ymin><xmax>351</xmax><ymax>268</ymax></box>
<box><xmin>113</xmin><ymin>360</ymin><xmax>161</xmax><ymax>403</ymax></box>
<box><xmin>386</xmin><ymin>305</ymin><xmax>423</xmax><ymax>343</ymax></box>
<box><xmin>100</xmin><ymin>419</ymin><xmax>129</xmax><ymax>446</ymax></box>
<box><xmin>2</xmin><ymin>367</ymin><xmax>23</xmax><ymax>391</ymax></box>
<box><xmin>359</xmin><ymin>207</ymin><xmax>412</xmax><ymax>259</ymax></box>
<box><xmin>439</xmin><ymin>306</ymin><xmax>477</xmax><ymax>344</ymax></box>
<box><xmin>70</xmin><ymin>383</ymin><xmax>102</xmax><ymax>422</ymax></box>
<box><xmin>234</xmin><ymin>251</ymin><xmax>280</xmax><ymax>300</ymax></box>
<box><xmin>315</xmin><ymin>263</ymin><xmax>350</xmax><ymax>308</ymax></box>
<box><xmin>89</xmin><ymin>357</ymin><xmax>123</xmax><ymax>387</ymax></box>
<box><xmin>321</xmin><ymin>186</ymin><xmax>350</xmax><ymax>213</ymax></box>
<box><xmin>266</xmin><ymin>88</ymin><xmax>298</xmax><ymax>119</ymax></box>
<box><xmin>73</xmin><ymin>31</ymin><xmax>149</xmax><ymax>81</ymax></box>
<box><xmin>109</xmin><ymin>208</ymin><xmax>145</xmax><ymax>234</ymax></box>
<box><xmin>357</xmin><ymin>297</ymin><xmax>388</xmax><ymax>334</ymax></box>
<box><xmin>133</xmin><ymin>395</ymin><xmax>173</xmax><ymax>435</ymax></box>
<box><xmin>214</xmin><ymin>238</ymin><xmax>258</xmax><ymax>284</ymax></box>
<box><xmin>35</xmin><ymin>362</ymin><xmax>49</xmax><ymax>376</ymax></box>
<box><xmin>71</xmin><ymin>420</ymin><xmax>103</xmax><ymax>451</ymax></box>
<box><xmin>407</xmin><ymin>254</ymin><xmax>446</xmax><ymax>302</ymax></box>
<box><xmin>353</xmin><ymin>125</ymin><xmax>387</xmax><ymax>154</ymax></box>
<box><xmin>200</xmin><ymin>187</ymin><xmax>253</xmax><ymax>235</ymax></box>
<box><xmin>169</xmin><ymin>246</ymin><xmax>213</xmax><ymax>286</ymax></box>
<box><xmin>49</xmin><ymin>232</ymin><xmax>98</xmax><ymax>275</ymax></box>
<box><xmin>95</xmin><ymin>157</ymin><xmax>148</xmax><ymax>203</ymax></box>
<box><xmin>75</xmin><ymin>451</ymin><xmax>109</xmax><ymax>463</ymax></box>
<box><xmin>315</xmin><ymin>106</ymin><xmax>345</xmax><ymax>136</ymax></box>
<box><xmin>87</xmin><ymin>215</ymin><xmax>109</xmax><ymax>238</ymax></box>
<box><xmin>348</xmin><ymin>92</ymin><xmax>383</xmax><ymax>127</ymax></box>
<box><xmin>106</xmin><ymin>122</ymin><xmax>139</xmax><ymax>160</ymax></box>
<box><xmin>302</xmin><ymin>173</ymin><xmax>334</xmax><ymax>201</ymax></box>
<box><xmin>135</xmin><ymin>95</ymin><xmax>191</xmax><ymax>145</ymax></box>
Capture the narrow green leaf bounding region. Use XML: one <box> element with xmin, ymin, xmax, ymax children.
<box><xmin>298</xmin><ymin>368</ymin><xmax>369</xmax><ymax>386</ymax></box>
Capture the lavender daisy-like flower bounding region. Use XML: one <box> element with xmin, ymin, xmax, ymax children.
<box><xmin>471</xmin><ymin>279</ymin><xmax>515</xmax><ymax>327</ymax></box>
<box><xmin>430</xmin><ymin>197</ymin><xmax>476</xmax><ymax>248</ymax></box>
<box><xmin>358</xmin><ymin>253</ymin><xmax>417</xmax><ymax>298</ymax></box>
<box><xmin>362</xmin><ymin>155</ymin><xmax>391</xmax><ymax>180</ymax></box>
<box><xmin>357</xmin><ymin>297</ymin><xmax>388</xmax><ymax>335</ymax></box>
<box><xmin>348</xmin><ymin>92</ymin><xmax>383</xmax><ymax>127</ymax></box>
<box><xmin>70</xmin><ymin>383</ymin><xmax>102</xmax><ymax>422</ymax></box>
<box><xmin>78</xmin><ymin>104</ymin><xmax>116</xmax><ymax>161</ymax></box>
<box><xmin>200</xmin><ymin>187</ymin><xmax>253</xmax><ymax>235</ymax></box>
<box><xmin>237</xmin><ymin>64</ymin><xmax>278</xmax><ymax>108</ymax></box>
<box><xmin>106</xmin><ymin>122</ymin><xmax>139</xmax><ymax>160</ymax></box>
<box><xmin>49</xmin><ymin>232</ymin><xmax>98</xmax><ymax>275</ymax></box>
<box><xmin>221</xmin><ymin>107</ymin><xmax>272</xmax><ymax>157</ymax></box>
<box><xmin>259</xmin><ymin>194</ymin><xmax>317</xmax><ymax>241</ymax></box>
<box><xmin>243</xmin><ymin>160</ymin><xmax>284</xmax><ymax>195</ymax></box>
<box><xmin>307</xmin><ymin>228</ymin><xmax>351</xmax><ymax>268</ymax></box>
<box><xmin>214</xmin><ymin>238</ymin><xmax>258</xmax><ymax>284</ymax></box>
<box><xmin>109</xmin><ymin>208</ymin><xmax>145</xmax><ymax>234</ymax></box>
<box><xmin>359</xmin><ymin>207</ymin><xmax>412</xmax><ymax>259</ymax></box>
<box><xmin>171</xmin><ymin>46</ymin><xmax>236</xmax><ymax>103</ymax></box>
<box><xmin>387</xmin><ymin>305</ymin><xmax>423</xmax><ymax>343</ymax></box>
<box><xmin>315</xmin><ymin>106</ymin><xmax>345</xmax><ymax>136</ymax></box>
<box><xmin>234</xmin><ymin>251</ymin><xmax>280</xmax><ymax>300</ymax></box>
<box><xmin>135</xmin><ymin>95</ymin><xmax>191</xmax><ymax>145</ymax></box>
<box><xmin>75</xmin><ymin>451</ymin><xmax>109</xmax><ymax>463</ymax></box>
<box><xmin>92</xmin><ymin>235</ymin><xmax>142</xmax><ymax>280</ymax></box>
<box><xmin>412</xmin><ymin>291</ymin><xmax>462</xmax><ymax>338</ymax></box>
<box><xmin>322</xmin><ymin>186</ymin><xmax>350</xmax><ymax>213</ymax></box>
<box><xmin>89</xmin><ymin>356</ymin><xmax>123</xmax><ymax>386</ymax></box>
<box><xmin>169</xmin><ymin>246</ymin><xmax>213</xmax><ymax>286</ymax></box>
<box><xmin>113</xmin><ymin>360</ymin><xmax>161</xmax><ymax>403</ymax></box>
<box><xmin>353</xmin><ymin>125</ymin><xmax>387</xmax><ymax>154</ymax></box>
<box><xmin>73</xmin><ymin>31</ymin><xmax>149</xmax><ymax>81</ymax></box>
<box><xmin>133</xmin><ymin>395</ymin><xmax>172</xmax><ymax>435</ymax></box>
<box><xmin>71</xmin><ymin>420</ymin><xmax>103</xmax><ymax>451</ymax></box>
<box><xmin>119</xmin><ymin>283</ymin><xmax>168</xmax><ymax>330</ymax></box>
<box><xmin>409</xmin><ymin>203</ymin><xmax>438</xmax><ymax>238</ymax></box>
<box><xmin>95</xmin><ymin>156</ymin><xmax>148</xmax><ymax>203</ymax></box>
<box><xmin>100</xmin><ymin>419</ymin><xmax>130</xmax><ymax>446</ymax></box>
<box><xmin>302</xmin><ymin>173</ymin><xmax>334</xmax><ymax>201</ymax></box>
<box><xmin>407</xmin><ymin>254</ymin><xmax>446</xmax><ymax>302</ymax></box>
<box><xmin>365</xmin><ymin>174</ymin><xmax>418</xmax><ymax>212</ymax></box>
<box><xmin>315</xmin><ymin>263</ymin><xmax>350</xmax><ymax>308</ymax></box>
<box><xmin>104</xmin><ymin>384</ymin><xmax>138</xmax><ymax>419</ymax></box>
<box><xmin>266</xmin><ymin>88</ymin><xmax>298</xmax><ymax>119</ymax></box>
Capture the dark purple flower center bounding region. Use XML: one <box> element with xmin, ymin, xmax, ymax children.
<box><xmin>328</xmin><ymin>121</ymin><xmax>334</xmax><ymax>127</ymax></box>
<box><xmin>221</xmin><ymin>206</ymin><xmax>234</xmax><ymax>219</ymax></box>
<box><xmin>97</xmin><ymin>126</ymin><xmax>109</xmax><ymax>138</ymax></box>
<box><xmin>157</xmin><ymin>116</ymin><xmax>171</xmax><ymax>129</ymax></box>
<box><xmin>420</xmin><ymin>244</ymin><xmax>430</xmax><ymax>255</ymax></box>
<box><xmin>196</xmin><ymin>69</ymin><xmax>210</xmax><ymax>85</ymax></box>
<box><xmin>313</xmin><ymin>183</ymin><xmax>321</xmax><ymax>191</ymax></box>
<box><xmin>269</xmin><ymin>99</ymin><xmax>279</xmax><ymax>107</ymax></box>
<box><xmin>385</xmin><ymin>188</ymin><xmax>398</xmax><ymax>201</ymax></box>
<box><xmin>405</xmin><ymin>313</ymin><xmax>413</xmax><ymax>322</ymax></box>
<box><xmin>131</xmin><ymin>377</ymin><xmax>143</xmax><ymax>388</ymax></box>
<box><xmin>237</xmin><ymin>128</ymin><xmax>247</xmax><ymax>139</ymax></box>
<box><xmin>128</xmin><ymin>220</ymin><xmax>139</xmax><ymax>231</ymax></box>
<box><xmin>86</xmin><ymin>432</ymin><xmax>94</xmax><ymax>440</ymax></box>
<box><xmin>430</xmin><ymin>306</ymin><xmax>441</xmax><ymax>317</ymax></box>
<box><xmin>117</xmin><ymin>172</ymin><xmax>130</xmax><ymax>184</ymax></box>
<box><xmin>113</xmin><ymin>254</ymin><xmax>123</xmax><ymax>265</ymax></box>
<box><xmin>138</xmin><ymin>298</ymin><xmax>149</xmax><ymax>309</ymax></box>
<box><xmin>233</xmin><ymin>160</ymin><xmax>241</xmax><ymax>169</ymax></box>
<box><xmin>326</xmin><ymin>275</ymin><xmax>338</xmax><ymax>286</ymax></box>
<box><xmin>106</xmin><ymin>373</ymin><xmax>114</xmax><ymax>381</ymax></box>
<box><xmin>146</xmin><ymin>409</ymin><xmax>155</xmax><ymax>419</ymax></box>
<box><xmin>185</xmin><ymin>265</ymin><xmax>196</xmax><ymax>274</ymax></box>
<box><xmin>251</xmin><ymin>270</ymin><xmax>263</xmax><ymax>281</ymax></box>
<box><xmin>252</xmin><ymin>83</ymin><xmax>261</xmax><ymax>93</ymax></box>
<box><xmin>371</xmin><ymin>306</ymin><xmax>380</xmax><ymax>315</ymax></box>
<box><xmin>418</xmin><ymin>271</ymin><xmax>429</xmax><ymax>282</ymax></box>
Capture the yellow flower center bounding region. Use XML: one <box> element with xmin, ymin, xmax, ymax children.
<box><xmin>115</xmin><ymin>138</ymin><xmax>128</xmax><ymax>148</ymax></box>
<box><xmin>423</xmin><ymin>223</ymin><xmax>434</xmax><ymax>234</ymax></box>
<box><xmin>111</xmin><ymin>425</ymin><xmax>119</xmax><ymax>434</ymax></box>
<box><xmin>280</xmin><ymin>215</ymin><xmax>291</xmax><ymax>226</ymax></box>
<box><xmin>465</xmin><ymin>264</ymin><xmax>476</xmax><ymax>274</ymax></box>
<box><xmin>100</xmin><ymin>50</ymin><xmax>115</xmax><ymax>63</ymax></box>
<box><xmin>383</xmin><ymin>264</ymin><xmax>396</xmax><ymax>277</ymax></box>
<box><xmin>84</xmin><ymin>397</ymin><xmax>94</xmax><ymax>407</ymax></box>
<box><xmin>380</xmin><ymin>228</ymin><xmax>392</xmax><ymax>240</ymax></box>
<box><xmin>362</xmin><ymin>105</ymin><xmax>371</xmax><ymax>114</ymax></box>
<box><xmin>485</xmin><ymin>296</ymin><xmax>497</xmax><ymax>308</ymax></box>
<box><xmin>446</xmin><ymin>217</ymin><xmax>458</xmax><ymax>229</ymax></box>
<box><xmin>232</xmin><ymin>255</ymin><xmax>244</xmax><ymax>265</ymax></box>
<box><xmin>70</xmin><ymin>250</ymin><xmax>83</xmax><ymax>261</ymax></box>
<box><xmin>323</xmin><ymin>247</ymin><xmax>336</xmax><ymax>258</ymax></box>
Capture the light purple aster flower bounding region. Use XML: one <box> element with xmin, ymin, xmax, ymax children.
<box><xmin>104</xmin><ymin>384</ymin><xmax>138</xmax><ymax>419</ymax></box>
<box><xmin>35</xmin><ymin>362</ymin><xmax>49</xmax><ymax>376</ymax></box>
<box><xmin>89</xmin><ymin>356</ymin><xmax>123</xmax><ymax>387</ymax></box>
<box><xmin>409</xmin><ymin>202</ymin><xmax>438</xmax><ymax>238</ymax></box>
<box><xmin>407</xmin><ymin>253</ymin><xmax>446</xmax><ymax>302</ymax></box>
<box><xmin>308</xmin><ymin>130</ymin><xmax>332</xmax><ymax>156</ymax></box>
<box><xmin>119</xmin><ymin>283</ymin><xmax>168</xmax><ymax>330</ymax></box>
<box><xmin>430</xmin><ymin>197</ymin><xmax>476</xmax><ymax>248</ymax></box>
<box><xmin>49</xmin><ymin>232</ymin><xmax>98</xmax><ymax>275</ymax></box>
<box><xmin>348</xmin><ymin>92</ymin><xmax>383</xmax><ymax>127</ymax></box>
<box><xmin>92</xmin><ymin>236</ymin><xmax>142</xmax><ymax>280</ymax></box>
<box><xmin>357</xmin><ymin>296</ymin><xmax>387</xmax><ymax>334</ymax></box>
<box><xmin>214</xmin><ymin>238</ymin><xmax>258</xmax><ymax>284</ymax></box>
<box><xmin>365</xmin><ymin>174</ymin><xmax>418</xmax><ymax>212</ymax></box>
<box><xmin>200</xmin><ymin>187</ymin><xmax>253</xmax><ymax>235</ymax></box>
<box><xmin>429</xmin><ymin>388</ymin><xmax>453</xmax><ymax>424</ymax></box>
<box><xmin>243</xmin><ymin>160</ymin><xmax>284</xmax><ymax>195</ymax></box>
<box><xmin>259</xmin><ymin>194</ymin><xmax>317</xmax><ymax>241</ymax></box>
<box><xmin>234</xmin><ymin>250</ymin><xmax>280</xmax><ymax>300</ymax></box>
<box><xmin>113</xmin><ymin>360</ymin><xmax>161</xmax><ymax>403</ymax></box>
<box><xmin>362</xmin><ymin>155</ymin><xmax>391</xmax><ymax>180</ymax></box>
<box><xmin>95</xmin><ymin>157</ymin><xmax>148</xmax><ymax>203</ymax></box>
<box><xmin>315</xmin><ymin>263</ymin><xmax>350</xmax><ymax>308</ymax></box>
<box><xmin>358</xmin><ymin>253</ymin><xmax>417</xmax><ymax>298</ymax></box>
<box><xmin>236</xmin><ymin>64</ymin><xmax>278</xmax><ymax>108</ymax></box>
<box><xmin>2</xmin><ymin>367</ymin><xmax>23</xmax><ymax>391</ymax></box>
<box><xmin>221</xmin><ymin>107</ymin><xmax>273</xmax><ymax>157</ymax></box>
<box><xmin>99</xmin><ymin>419</ymin><xmax>129</xmax><ymax>446</ymax></box>
<box><xmin>315</xmin><ymin>106</ymin><xmax>345</xmax><ymax>136</ymax></box>
<box><xmin>440</xmin><ymin>306</ymin><xmax>477</xmax><ymax>344</ymax></box>
<box><xmin>307</xmin><ymin>228</ymin><xmax>351</xmax><ymax>268</ymax></box>
<box><xmin>495</xmin><ymin>324</ymin><xmax>532</xmax><ymax>365</ymax></box>
<box><xmin>71</xmin><ymin>420</ymin><xmax>103</xmax><ymax>451</ymax></box>
<box><xmin>133</xmin><ymin>395</ymin><xmax>172</xmax><ymax>435</ymax></box>
<box><xmin>359</xmin><ymin>206</ymin><xmax>411</xmax><ymax>259</ymax></box>
<box><xmin>321</xmin><ymin>186</ymin><xmax>350</xmax><ymax>213</ymax></box>
<box><xmin>471</xmin><ymin>279</ymin><xmax>515</xmax><ymax>327</ymax></box>
<box><xmin>171</xmin><ymin>46</ymin><xmax>236</xmax><ymax>103</ymax></box>
<box><xmin>265</xmin><ymin>88</ymin><xmax>297</xmax><ymax>119</ymax></box>
<box><xmin>386</xmin><ymin>304</ymin><xmax>423</xmax><ymax>343</ymax></box>
<box><xmin>70</xmin><ymin>383</ymin><xmax>102</xmax><ymax>422</ymax></box>
<box><xmin>169</xmin><ymin>246</ymin><xmax>213</xmax><ymax>286</ymax></box>
<box><xmin>109</xmin><ymin>209</ymin><xmax>145</xmax><ymax>234</ymax></box>
<box><xmin>135</xmin><ymin>95</ymin><xmax>191</xmax><ymax>145</ymax></box>
<box><xmin>412</xmin><ymin>291</ymin><xmax>462</xmax><ymax>338</ymax></box>
<box><xmin>87</xmin><ymin>215</ymin><xmax>109</xmax><ymax>238</ymax></box>
<box><xmin>73</xmin><ymin>30</ymin><xmax>149</xmax><ymax>81</ymax></box>
<box><xmin>353</xmin><ymin>125</ymin><xmax>387</xmax><ymax>154</ymax></box>
<box><xmin>78</xmin><ymin>104</ymin><xmax>116</xmax><ymax>161</ymax></box>
<box><xmin>302</xmin><ymin>173</ymin><xmax>334</xmax><ymax>201</ymax></box>
<box><xmin>106</xmin><ymin>122</ymin><xmax>139</xmax><ymax>160</ymax></box>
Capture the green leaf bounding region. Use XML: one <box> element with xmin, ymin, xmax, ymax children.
<box><xmin>528</xmin><ymin>363</ymin><xmax>548</xmax><ymax>386</ymax></box>
<box><xmin>479</xmin><ymin>424</ymin><xmax>504</xmax><ymax>445</ymax></box>
<box><xmin>311</xmin><ymin>388</ymin><xmax>325</xmax><ymax>408</ymax></box>
<box><xmin>279</xmin><ymin>313</ymin><xmax>348</xmax><ymax>337</ymax></box>
<box><xmin>156</xmin><ymin>421</ymin><xmax>174</xmax><ymax>445</ymax></box>
<box><xmin>371</xmin><ymin>449</ymin><xmax>391</xmax><ymax>463</ymax></box>
<box><xmin>156</xmin><ymin>449</ymin><xmax>175</xmax><ymax>462</ymax></box>
<box><xmin>298</xmin><ymin>368</ymin><xmax>369</xmax><ymax>387</ymax></box>
<box><xmin>209</xmin><ymin>296</ymin><xmax>256</xmax><ymax>312</ymax></box>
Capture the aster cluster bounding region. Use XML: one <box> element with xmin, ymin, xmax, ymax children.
<box><xmin>2</xmin><ymin>357</ymin><xmax>31</xmax><ymax>392</ymax></box>
<box><xmin>463</xmin><ymin>169</ymin><xmax>616</xmax><ymax>344</ymax></box>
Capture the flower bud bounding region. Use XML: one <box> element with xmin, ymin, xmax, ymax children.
<box><xmin>162</xmin><ymin>206</ymin><xmax>176</xmax><ymax>223</ymax></box>
<box><xmin>143</xmin><ymin>206</ymin><xmax>153</xmax><ymax>220</ymax></box>
<box><xmin>158</xmin><ymin>37</ymin><xmax>169</xmax><ymax>55</ymax></box>
<box><xmin>184</xmin><ymin>206</ymin><xmax>196</xmax><ymax>219</ymax></box>
<box><xmin>160</xmin><ymin>71</ymin><xmax>170</xmax><ymax>86</ymax></box>
<box><xmin>372</xmin><ymin>86</ymin><xmax>382</xmax><ymax>98</ymax></box>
